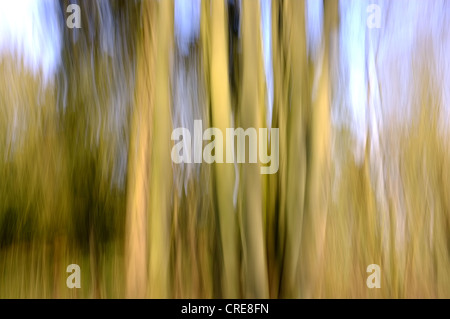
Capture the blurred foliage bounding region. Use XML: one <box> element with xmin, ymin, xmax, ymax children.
<box><xmin>0</xmin><ymin>0</ymin><xmax>449</xmax><ymax>298</ymax></box>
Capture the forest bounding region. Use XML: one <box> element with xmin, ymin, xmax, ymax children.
<box><xmin>0</xmin><ymin>0</ymin><xmax>449</xmax><ymax>298</ymax></box>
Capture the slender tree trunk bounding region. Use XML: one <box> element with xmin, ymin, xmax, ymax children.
<box><xmin>125</xmin><ymin>0</ymin><xmax>156</xmax><ymax>299</ymax></box>
<box><xmin>280</xmin><ymin>0</ymin><xmax>308</xmax><ymax>298</ymax></box>
<box><xmin>239</xmin><ymin>0</ymin><xmax>269</xmax><ymax>298</ymax></box>
<box><xmin>204</xmin><ymin>0</ymin><xmax>240</xmax><ymax>298</ymax></box>
<box><xmin>147</xmin><ymin>0</ymin><xmax>174</xmax><ymax>298</ymax></box>
<box><xmin>299</xmin><ymin>0</ymin><xmax>337</xmax><ymax>298</ymax></box>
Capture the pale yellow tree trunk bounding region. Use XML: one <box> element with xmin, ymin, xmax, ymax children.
<box><xmin>147</xmin><ymin>0</ymin><xmax>174</xmax><ymax>298</ymax></box>
<box><xmin>280</xmin><ymin>0</ymin><xmax>308</xmax><ymax>298</ymax></box>
<box><xmin>125</xmin><ymin>0</ymin><xmax>156</xmax><ymax>299</ymax></box>
<box><xmin>203</xmin><ymin>0</ymin><xmax>240</xmax><ymax>298</ymax></box>
<box><xmin>299</xmin><ymin>0</ymin><xmax>337</xmax><ymax>298</ymax></box>
<box><xmin>239</xmin><ymin>0</ymin><xmax>269</xmax><ymax>298</ymax></box>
